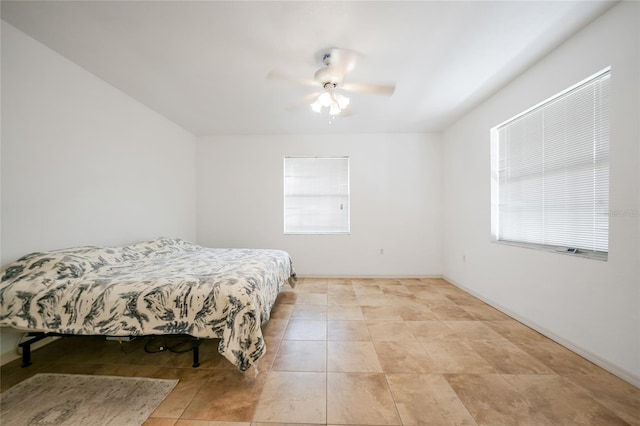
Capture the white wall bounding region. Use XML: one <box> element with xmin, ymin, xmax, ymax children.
<box><xmin>442</xmin><ymin>2</ymin><xmax>639</xmax><ymax>385</ymax></box>
<box><xmin>0</xmin><ymin>22</ymin><xmax>197</xmax><ymax>361</ymax></box>
<box><xmin>197</xmin><ymin>133</ymin><xmax>442</xmax><ymax>277</ymax></box>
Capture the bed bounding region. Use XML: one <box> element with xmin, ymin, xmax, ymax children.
<box><xmin>0</xmin><ymin>238</ymin><xmax>296</xmax><ymax>372</ymax></box>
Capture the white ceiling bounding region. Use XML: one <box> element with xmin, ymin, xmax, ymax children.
<box><xmin>1</xmin><ymin>1</ymin><xmax>616</xmax><ymax>136</ymax></box>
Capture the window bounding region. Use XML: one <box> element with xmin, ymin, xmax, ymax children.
<box><xmin>284</xmin><ymin>157</ymin><xmax>350</xmax><ymax>234</ymax></box>
<box><xmin>491</xmin><ymin>68</ymin><xmax>610</xmax><ymax>259</ymax></box>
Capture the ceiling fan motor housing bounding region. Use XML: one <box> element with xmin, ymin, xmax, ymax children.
<box><xmin>314</xmin><ymin>66</ymin><xmax>343</xmax><ymax>87</ymax></box>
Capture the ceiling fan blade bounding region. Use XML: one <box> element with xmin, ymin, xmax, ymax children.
<box><xmin>342</xmin><ymin>82</ymin><xmax>396</xmax><ymax>96</ymax></box>
<box><xmin>286</xmin><ymin>92</ymin><xmax>322</xmax><ymax>112</ymax></box>
<box><xmin>338</xmin><ymin>104</ymin><xmax>354</xmax><ymax>118</ymax></box>
<box><xmin>267</xmin><ymin>69</ymin><xmax>319</xmax><ymax>87</ymax></box>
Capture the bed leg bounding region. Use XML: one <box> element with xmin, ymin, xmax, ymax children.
<box><xmin>18</xmin><ymin>333</ymin><xmax>51</xmax><ymax>368</ymax></box>
<box><xmin>191</xmin><ymin>339</ymin><xmax>202</xmax><ymax>368</ymax></box>
<box><xmin>21</xmin><ymin>342</ymin><xmax>32</xmax><ymax>368</ymax></box>
<box><xmin>192</xmin><ymin>340</ymin><xmax>201</xmax><ymax>368</ymax></box>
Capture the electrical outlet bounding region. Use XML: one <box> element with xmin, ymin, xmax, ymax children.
<box><xmin>380</xmin><ymin>248</ymin><xmax>384</xmax><ymax>255</ymax></box>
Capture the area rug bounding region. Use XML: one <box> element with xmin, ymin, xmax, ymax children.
<box><xmin>0</xmin><ymin>373</ymin><xmax>178</xmax><ymax>425</ymax></box>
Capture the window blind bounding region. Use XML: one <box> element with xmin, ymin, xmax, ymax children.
<box><xmin>284</xmin><ymin>157</ymin><xmax>350</xmax><ymax>234</ymax></box>
<box><xmin>492</xmin><ymin>69</ymin><xmax>610</xmax><ymax>255</ymax></box>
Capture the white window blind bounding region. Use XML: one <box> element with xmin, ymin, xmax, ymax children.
<box><xmin>284</xmin><ymin>157</ymin><xmax>350</xmax><ymax>234</ymax></box>
<box><xmin>491</xmin><ymin>68</ymin><xmax>610</xmax><ymax>257</ymax></box>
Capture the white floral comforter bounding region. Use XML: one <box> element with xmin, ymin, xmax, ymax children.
<box><xmin>0</xmin><ymin>238</ymin><xmax>296</xmax><ymax>371</ymax></box>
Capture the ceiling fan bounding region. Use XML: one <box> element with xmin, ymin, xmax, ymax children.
<box><xmin>268</xmin><ymin>47</ymin><xmax>396</xmax><ymax>117</ymax></box>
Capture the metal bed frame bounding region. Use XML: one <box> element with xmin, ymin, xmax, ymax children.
<box><xmin>18</xmin><ymin>332</ymin><xmax>203</xmax><ymax>368</ymax></box>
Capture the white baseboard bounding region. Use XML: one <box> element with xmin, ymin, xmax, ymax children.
<box><xmin>443</xmin><ymin>275</ymin><xmax>640</xmax><ymax>388</ymax></box>
<box><xmin>298</xmin><ymin>275</ymin><xmax>443</xmax><ymax>279</ymax></box>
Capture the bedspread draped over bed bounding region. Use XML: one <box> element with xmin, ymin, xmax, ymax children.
<box><xmin>0</xmin><ymin>238</ymin><xmax>296</xmax><ymax>371</ymax></box>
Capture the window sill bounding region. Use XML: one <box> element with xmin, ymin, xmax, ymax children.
<box><xmin>491</xmin><ymin>239</ymin><xmax>608</xmax><ymax>261</ymax></box>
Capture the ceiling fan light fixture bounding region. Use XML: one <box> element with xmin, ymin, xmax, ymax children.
<box><xmin>336</xmin><ymin>94</ymin><xmax>350</xmax><ymax>109</ymax></box>
<box><xmin>310</xmin><ymin>101</ymin><xmax>322</xmax><ymax>113</ymax></box>
<box><xmin>310</xmin><ymin>90</ymin><xmax>349</xmax><ymax>116</ymax></box>
<box><xmin>318</xmin><ymin>92</ymin><xmax>332</xmax><ymax>107</ymax></box>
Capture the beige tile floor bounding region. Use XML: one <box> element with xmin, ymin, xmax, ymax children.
<box><xmin>1</xmin><ymin>278</ymin><xmax>638</xmax><ymax>425</ymax></box>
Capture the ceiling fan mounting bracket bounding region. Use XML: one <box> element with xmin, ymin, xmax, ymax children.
<box><xmin>322</xmin><ymin>53</ymin><xmax>332</xmax><ymax>66</ymax></box>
